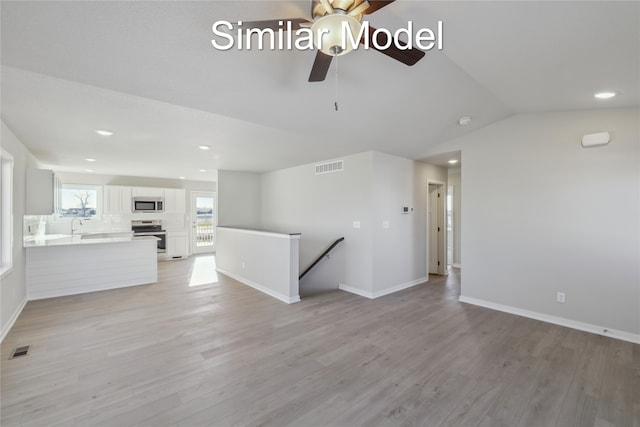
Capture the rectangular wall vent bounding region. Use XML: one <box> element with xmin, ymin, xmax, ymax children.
<box><xmin>315</xmin><ymin>160</ymin><xmax>344</xmax><ymax>175</ymax></box>
<box><xmin>10</xmin><ymin>345</ymin><xmax>30</xmax><ymax>359</ymax></box>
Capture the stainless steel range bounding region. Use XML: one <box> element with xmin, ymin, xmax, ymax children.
<box><xmin>131</xmin><ymin>220</ymin><xmax>166</xmax><ymax>253</ymax></box>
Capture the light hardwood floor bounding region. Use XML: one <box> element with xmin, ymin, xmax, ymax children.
<box><xmin>2</xmin><ymin>256</ymin><xmax>638</xmax><ymax>426</ymax></box>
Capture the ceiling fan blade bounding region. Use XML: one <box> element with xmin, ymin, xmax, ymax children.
<box><xmin>349</xmin><ymin>0</ymin><xmax>371</xmax><ymax>17</ymax></box>
<box><xmin>319</xmin><ymin>0</ymin><xmax>334</xmax><ymax>14</ymax></box>
<box><xmin>241</xmin><ymin>18</ymin><xmax>310</xmax><ymax>31</ymax></box>
<box><xmin>364</xmin><ymin>0</ymin><xmax>395</xmax><ymax>14</ymax></box>
<box><xmin>363</xmin><ymin>26</ymin><xmax>425</xmax><ymax>66</ymax></box>
<box><xmin>308</xmin><ymin>51</ymin><xmax>333</xmax><ymax>82</ymax></box>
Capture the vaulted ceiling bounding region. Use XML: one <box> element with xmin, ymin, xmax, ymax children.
<box><xmin>1</xmin><ymin>1</ymin><xmax>638</xmax><ymax>181</ymax></box>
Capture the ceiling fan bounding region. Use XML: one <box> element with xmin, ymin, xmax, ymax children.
<box><xmin>243</xmin><ymin>0</ymin><xmax>426</xmax><ymax>82</ymax></box>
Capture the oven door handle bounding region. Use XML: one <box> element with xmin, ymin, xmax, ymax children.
<box><xmin>133</xmin><ymin>232</ymin><xmax>166</xmax><ymax>236</ymax></box>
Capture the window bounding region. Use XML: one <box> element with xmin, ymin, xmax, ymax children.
<box><xmin>1</xmin><ymin>148</ymin><xmax>14</xmax><ymax>276</ymax></box>
<box><xmin>59</xmin><ymin>184</ymin><xmax>101</xmax><ymax>218</ymax></box>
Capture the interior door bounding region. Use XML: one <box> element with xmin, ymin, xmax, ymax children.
<box><xmin>190</xmin><ymin>191</ymin><xmax>215</xmax><ymax>254</ymax></box>
<box><xmin>428</xmin><ymin>184</ymin><xmax>439</xmax><ymax>274</ymax></box>
<box><xmin>428</xmin><ymin>183</ymin><xmax>446</xmax><ymax>275</ymax></box>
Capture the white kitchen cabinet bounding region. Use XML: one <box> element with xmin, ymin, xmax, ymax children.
<box><xmin>164</xmin><ymin>188</ymin><xmax>186</xmax><ymax>214</ymax></box>
<box><xmin>26</xmin><ymin>168</ymin><xmax>60</xmax><ymax>215</ymax></box>
<box><xmin>131</xmin><ymin>186</ymin><xmax>164</xmax><ymax>197</ymax></box>
<box><xmin>165</xmin><ymin>232</ymin><xmax>189</xmax><ymax>260</ymax></box>
<box><xmin>103</xmin><ymin>185</ymin><xmax>132</xmax><ymax>214</ymax></box>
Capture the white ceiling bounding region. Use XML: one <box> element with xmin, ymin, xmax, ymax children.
<box><xmin>1</xmin><ymin>1</ymin><xmax>638</xmax><ymax>181</ymax></box>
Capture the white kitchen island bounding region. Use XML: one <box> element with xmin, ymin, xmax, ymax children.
<box><xmin>25</xmin><ymin>234</ymin><xmax>158</xmax><ymax>299</ymax></box>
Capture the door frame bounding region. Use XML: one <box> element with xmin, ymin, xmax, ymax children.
<box><xmin>427</xmin><ymin>180</ymin><xmax>447</xmax><ymax>275</ymax></box>
<box><xmin>190</xmin><ymin>191</ymin><xmax>216</xmax><ymax>254</ymax></box>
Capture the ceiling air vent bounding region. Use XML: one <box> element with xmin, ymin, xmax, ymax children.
<box><xmin>315</xmin><ymin>160</ymin><xmax>344</xmax><ymax>175</ymax></box>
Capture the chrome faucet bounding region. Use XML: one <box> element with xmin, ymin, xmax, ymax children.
<box><xmin>71</xmin><ymin>218</ymin><xmax>83</xmax><ymax>235</ymax></box>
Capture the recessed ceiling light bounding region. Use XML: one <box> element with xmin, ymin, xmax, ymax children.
<box><xmin>85</xmin><ymin>158</ymin><xmax>97</xmax><ymax>162</ymax></box>
<box><xmin>96</xmin><ymin>129</ymin><xmax>114</xmax><ymax>136</ymax></box>
<box><xmin>199</xmin><ymin>169</ymin><xmax>207</xmax><ymax>172</ymax></box>
<box><xmin>198</xmin><ymin>145</ymin><xmax>211</xmax><ymax>151</ymax></box>
<box><xmin>85</xmin><ymin>169</ymin><xmax>94</xmax><ymax>173</ymax></box>
<box><xmin>448</xmin><ymin>159</ymin><xmax>458</xmax><ymax>164</ymax></box>
<box><xmin>458</xmin><ymin>116</ymin><xmax>472</xmax><ymax>126</ymax></box>
<box><xmin>594</xmin><ymin>91</ymin><xmax>617</xmax><ymax>99</ymax></box>
<box><xmin>178</xmin><ymin>176</ymin><xmax>185</xmax><ymax>180</ymax></box>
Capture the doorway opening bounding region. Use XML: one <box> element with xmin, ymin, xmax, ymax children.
<box><xmin>428</xmin><ymin>182</ymin><xmax>446</xmax><ymax>275</ymax></box>
<box><xmin>447</xmin><ymin>185</ymin><xmax>454</xmax><ymax>268</ymax></box>
<box><xmin>191</xmin><ymin>191</ymin><xmax>215</xmax><ymax>254</ymax></box>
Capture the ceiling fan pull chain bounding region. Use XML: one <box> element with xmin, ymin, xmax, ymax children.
<box><xmin>334</xmin><ymin>54</ymin><xmax>339</xmax><ymax>111</ymax></box>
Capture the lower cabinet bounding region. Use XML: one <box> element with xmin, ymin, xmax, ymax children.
<box><xmin>165</xmin><ymin>232</ymin><xmax>189</xmax><ymax>260</ymax></box>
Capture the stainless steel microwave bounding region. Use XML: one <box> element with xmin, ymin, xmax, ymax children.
<box><xmin>132</xmin><ymin>197</ymin><xmax>164</xmax><ymax>213</ymax></box>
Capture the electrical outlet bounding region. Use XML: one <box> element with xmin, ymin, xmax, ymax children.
<box><xmin>556</xmin><ymin>292</ymin><xmax>565</xmax><ymax>303</ymax></box>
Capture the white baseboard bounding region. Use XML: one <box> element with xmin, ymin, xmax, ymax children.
<box><xmin>28</xmin><ymin>280</ymin><xmax>155</xmax><ymax>300</ymax></box>
<box><xmin>458</xmin><ymin>295</ymin><xmax>640</xmax><ymax>344</ymax></box>
<box><xmin>338</xmin><ymin>283</ymin><xmax>373</xmax><ymax>299</ymax></box>
<box><xmin>216</xmin><ymin>268</ymin><xmax>300</xmax><ymax>304</ymax></box>
<box><xmin>452</xmin><ymin>264</ymin><xmax>462</xmax><ymax>269</ymax></box>
<box><xmin>372</xmin><ymin>277</ymin><xmax>427</xmax><ymax>299</ymax></box>
<box><xmin>339</xmin><ymin>276</ymin><xmax>427</xmax><ymax>300</ymax></box>
<box><xmin>1</xmin><ymin>297</ymin><xmax>27</xmax><ymax>343</ymax></box>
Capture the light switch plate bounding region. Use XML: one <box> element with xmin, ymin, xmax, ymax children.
<box><xmin>353</xmin><ymin>221</ymin><xmax>361</xmax><ymax>229</ymax></box>
<box><xmin>382</xmin><ymin>221</ymin><xmax>390</xmax><ymax>229</ymax></box>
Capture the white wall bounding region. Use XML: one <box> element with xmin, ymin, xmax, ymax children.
<box><xmin>216</xmin><ymin>227</ymin><xmax>300</xmax><ymax>304</ymax></box>
<box><xmin>260</xmin><ymin>151</ymin><xmax>447</xmax><ymax>297</ymax></box>
<box><xmin>1</xmin><ymin>121</ymin><xmax>40</xmax><ymax>340</ymax></box>
<box><xmin>262</xmin><ymin>152</ymin><xmax>374</xmax><ymax>295</ymax></box>
<box><xmin>449</xmin><ymin>108</ymin><xmax>639</xmax><ymax>339</ymax></box>
<box><xmin>371</xmin><ymin>152</ymin><xmax>447</xmax><ymax>294</ymax></box>
<box><xmin>217</xmin><ymin>170</ymin><xmax>261</xmax><ymax>228</ymax></box>
<box><xmin>448</xmin><ymin>167</ymin><xmax>462</xmax><ymax>266</ymax></box>
<box><xmin>55</xmin><ymin>171</ymin><xmax>216</xmax><ymax>191</ymax></box>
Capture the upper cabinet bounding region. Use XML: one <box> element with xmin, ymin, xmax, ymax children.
<box><xmin>164</xmin><ymin>188</ymin><xmax>186</xmax><ymax>214</ymax></box>
<box><xmin>26</xmin><ymin>169</ymin><xmax>61</xmax><ymax>215</ymax></box>
<box><xmin>131</xmin><ymin>187</ymin><xmax>164</xmax><ymax>197</ymax></box>
<box><xmin>103</xmin><ymin>185</ymin><xmax>132</xmax><ymax>214</ymax></box>
<box><xmin>103</xmin><ymin>186</ymin><xmax>185</xmax><ymax>215</ymax></box>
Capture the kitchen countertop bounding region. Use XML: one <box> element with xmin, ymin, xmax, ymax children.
<box><xmin>23</xmin><ymin>232</ymin><xmax>157</xmax><ymax>248</ymax></box>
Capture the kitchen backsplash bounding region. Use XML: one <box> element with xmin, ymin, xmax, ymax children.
<box><xmin>29</xmin><ymin>212</ymin><xmax>187</xmax><ymax>236</ymax></box>
<box><xmin>23</xmin><ymin>216</ymin><xmax>46</xmax><ymax>238</ymax></box>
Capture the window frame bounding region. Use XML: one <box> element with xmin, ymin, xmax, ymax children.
<box><xmin>56</xmin><ymin>183</ymin><xmax>102</xmax><ymax>221</ymax></box>
<box><xmin>1</xmin><ymin>148</ymin><xmax>14</xmax><ymax>277</ymax></box>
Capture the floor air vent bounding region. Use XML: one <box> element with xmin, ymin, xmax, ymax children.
<box><xmin>315</xmin><ymin>160</ymin><xmax>343</xmax><ymax>175</ymax></box>
<box><xmin>10</xmin><ymin>345</ymin><xmax>30</xmax><ymax>359</ymax></box>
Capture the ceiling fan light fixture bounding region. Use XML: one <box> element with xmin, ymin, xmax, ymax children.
<box><xmin>311</xmin><ymin>13</ymin><xmax>362</xmax><ymax>56</ymax></box>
